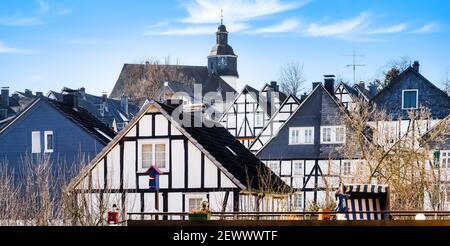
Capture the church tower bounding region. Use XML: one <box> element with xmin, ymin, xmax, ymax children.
<box><xmin>207</xmin><ymin>18</ymin><xmax>239</xmax><ymax>90</ymax></box>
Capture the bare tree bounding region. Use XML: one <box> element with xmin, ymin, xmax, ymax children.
<box><xmin>278</xmin><ymin>62</ymin><xmax>306</xmax><ymax>97</ymax></box>
<box><xmin>442</xmin><ymin>75</ymin><xmax>450</xmax><ymax>96</ymax></box>
<box><xmin>375</xmin><ymin>57</ymin><xmax>411</xmax><ymax>90</ymax></box>
<box><xmin>122</xmin><ymin>56</ymin><xmax>193</xmax><ymax>104</ymax></box>
<box><xmin>342</xmin><ymin>97</ymin><xmax>450</xmax><ymax>211</ymax></box>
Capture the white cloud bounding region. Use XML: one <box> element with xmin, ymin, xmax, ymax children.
<box><xmin>305</xmin><ymin>12</ymin><xmax>371</xmax><ymax>37</ymax></box>
<box><xmin>0</xmin><ymin>42</ymin><xmax>37</xmax><ymax>54</ymax></box>
<box><xmin>367</xmin><ymin>23</ymin><xmax>407</xmax><ymax>34</ymax></box>
<box><xmin>412</xmin><ymin>23</ymin><xmax>441</xmax><ymax>33</ymax></box>
<box><xmin>250</xmin><ymin>19</ymin><xmax>299</xmax><ymax>34</ymax></box>
<box><xmin>182</xmin><ymin>0</ymin><xmax>307</xmax><ymax>24</ymax></box>
<box><xmin>145</xmin><ymin>22</ymin><xmax>249</xmax><ymax>36</ymax></box>
<box><xmin>56</xmin><ymin>8</ymin><xmax>73</xmax><ymax>16</ymax></box>
<box><xmin>37</xmin><ymin>0</ymin><xmax>51</xmax><ymax>14</ymax></box>
<box><xmin>0</xmin><ymin>16</ymin><xmax>43</xmax><ymax>26</ymax></box>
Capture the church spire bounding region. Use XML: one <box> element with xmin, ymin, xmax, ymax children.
<box><xmin>220</xmin><ymin>9</ymin><xmax>223</xmax><ymax>25</ymax></box>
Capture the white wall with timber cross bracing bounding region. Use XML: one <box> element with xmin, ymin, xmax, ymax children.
<box><xmin>219</xmin><ymin>87</ymin><xmax>270</xmax><ymax>148</ymax></box>
<box><xmin>74</xmin><ymin>104</ymin><xmax>247</xmax><ymax>221</ymax></box>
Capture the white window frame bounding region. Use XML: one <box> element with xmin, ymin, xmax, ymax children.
<box><xmin>441</xmin><ymin>151</ymin><xmax>450</xmax><ymax>169</ymax></box>
<box><xmin>268</xmin><ymin>161</ymin><xmax>280</xmax><ymax>176</ymax></box>
<box><xmin>293</xmin><ymin>161</ymin><xmax>303</xmax><ymax>176</ymax></box>
<box><xmin>31</xmin><ymin>131</ymin><xmax>41</xmax><ymax>154</ymax></box>
<box><xmin>343</xmin><ymin>161</ymin><xmax>352</xmax><ymax>176</ymax></box>
<box><xmin>292</xmin><ymin>193</ymin><xmax>303</xmax><ymax>211</ymax></box>
<box><xmin>255</xmin><ymin>112</ymin><xmax>264</xmax><ymax>127</ymax></box>
<box><xmin>289</xmin><ymin>127</ymin><xmax>314</xmax><ymax>145</ymax></box>
<box><xmin>44</xmin><ymin>131</ymin><xmax>54</xmax><ymax>153</ymax></box>
<box><xmin>402</xmin><ymin>89</ymin><xmax>418</xmax><ymax>109</ymax></box>
<box><xmin>137</xmin><ymin>139</ymin><xmax>169</xmax><ymax>172</ymax></box>
<box><xmin>97</xmin><ymin>104</ymin><xmax>105</xmax><ymax>116</ymax></box>
<box><xmin>320</xmin><ymin>126</ymin><xmax>346</xmax><ymax>144</ymax></box>
<box><xmin>185</xmin><ymin>193</ymin><xmax>207</xmax><ymax>212</ymax></box>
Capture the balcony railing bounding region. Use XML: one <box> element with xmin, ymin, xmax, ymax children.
<box><xmin>127</xmin><ymin>211</ymin><xmax>450</xmax><ymax>221</ymax></box>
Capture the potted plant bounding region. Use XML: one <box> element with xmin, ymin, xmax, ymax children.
<box><xmin>188</xmin><ymin>200</ymin><xmax>211</xmax><ymax>221</ymax></box>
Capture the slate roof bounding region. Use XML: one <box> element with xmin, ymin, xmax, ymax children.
<box><xmin>256</xmin><ymin>85</ymin><xmax>355</xmax><ymax>160</ymax></box>
<box><xmin>69</xmin><ymin>100</ymin><xmax>288</xmax><ymax>192</ymax></box>
<box><xmin>159</xmin><ymin>102</ymin><xmax>287</xmax><ymax>191</ymax></box>
<box><xmin>0</xmin><ymin>97</ymin><xmax>116</xmax><ymax>145</ymax></box>
<box><xmin>110</xmin><ymin>64</ymin><xmax>236</xmax><ymax>103</ymax></box>
<box><xmin>48</xmin><ymin>88</ymin><xmax>140</xmax><ymax>129</ymax></box>
<box><xmin>371</xmin><ymin>66</ymin><xmax>450</xmax><ymax>119</ymax></box>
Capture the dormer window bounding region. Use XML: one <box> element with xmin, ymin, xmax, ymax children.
<box><xmin>402</xmin><ymin>89</ymin><xmax>418</xmax><ymax>109</ymax></box>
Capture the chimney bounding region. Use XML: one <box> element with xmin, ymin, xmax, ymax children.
<box><xmin>120</xmin><ymin>94</ymin><xmax>129</xmax><ymax>116</ymax></box>
<box><xmin>270</xmin><ymin>81</ymin><xmax>279</xmax><ymax>92</ymax></box>
<box><xmin>1</xmin><ymin>87</ymin><xmax>9</xmax><ymax>108</ymax></box>
<box><xmin>25</xmin><ymin>89</ymin><xmax>32</xmax><ymax>97</ymax></box>
<box><xmin>62</xmin><ymin>89</ymin><xmax>78</xmax><ymax>109</ymax></box>
<box><xmin>79</xmin><ymin>87</ymin><xmax>86</xmax><ymax>98</ymax></box>
<box><xmin>358</xmin><ymin>82</ymin><xmax>365</xmax><ymax>89</ymax></box>
<box><xmin>102</xmin><ymin>92</ymin><xmax>108</xmax><ymax>103</ymax></box>
<box><xmin>368</xmin><ymin>84</ymin><xmax>378</xmax><ymax>98</ymax></box>
<box><xmin>312</xmin><ymin>82</ymin><xmax>322</xmax><ymax>90</ymax></box>
<box><xmin>324</xmin><ymin>75</ymin><xmax>335</xmax><ymax>95</ymax></box>
<box><xmin>300</xmin><ymin>92</ymin><xmax>308</xmax><ymax>101</ymax></box>
<box><xmin>412</xmin><ymin>61</ymin><xmax>420</xmax><ymax>72</ymax></box>
<box><xmin>0</xmin><ymin>109</ymin><xmax>7</xmax><ymax>120</ymax></box>
<box><xmin>36</xmin><ymin>92</ymin><xmax>43</xmax><ymax>97</ymax></box>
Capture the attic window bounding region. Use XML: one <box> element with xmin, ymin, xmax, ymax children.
<box><xmin>226</xmin><ymin>146</ymin><xmax>237</xmax><ymax>156</ymax></box>
<box><xmin>94</xmin><ymin>128</ymin><xmax>113</xmax><ymax>141</ymax></box>
<box><xmin>402</xmin><ymin>89</ymin><xmax>418</xmax><ymax>109</ymax></box>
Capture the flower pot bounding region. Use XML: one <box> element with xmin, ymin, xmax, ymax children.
<box><xmin>189</xmin><ymin>213</ymin><xmax>211</xmax><ymax>221</ymax></box>
<box><xmin>318</xmin><ymin>208</ymin><xmax>332</xmax><ymax>220</ymax></box>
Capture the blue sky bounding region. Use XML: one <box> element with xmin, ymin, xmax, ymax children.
<box><xmin>0</xmin><ymin>0</ymin><xmax>449</xmax><ymax>96</ymax></box>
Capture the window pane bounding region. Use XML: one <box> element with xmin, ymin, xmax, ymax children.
<box><xmin>155</xmin><ymin>144</ymin><xmax>166</xmax><ymax>169</ymax></box>
<box><xmin>46</xmin><ymin>134</ymin><xmax>53</xmax><ymax>150</ymax></box>
<box><xmin>189</xmin><ymin>198</ymin><xmax>203</xmax><ymax>212</ymax></box>
<box><xmin>142</xmin><ymin>144</ymin><xmax>152</xmax><ymax>169</ymax></box>
<box><xmin>32</xmin><ymin>131</ymin><xmax>41</xmax><ymax>153</ymax></box>
<box><xmin>336</xmin><ymin>127</ymin><xmax>345</xmax><ymax>143</ymax></box>
<box><xmin>293</xmin><ymin>162</ymin><xmax>303</xmax><ymax>176</ymax></box>
<box><xmin>403</xmin><ymin>91</ymin><xmax>417</xmax><ymax>108</ymax></box>
<box><xmin>323</xmin><ymin>128</ymin><xmax>331</xmax><ymax>142</ymax></box>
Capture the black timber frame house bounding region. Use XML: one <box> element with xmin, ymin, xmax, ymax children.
<box><xmin>255</xmin><ymin>82</ymin><xmax>360</xmax><ymax>210</ymax></box>
<box><xmin>68</xmin><ymin>100</ymin><xmax>289</xmax><ymax>220</ymax></box>
<box><xmin>219</xmin><ymin>82</ymin><xmax>286</xmax><ymax>148</ymax></box>
<box><xmin>249</xmin><ymin>94</ymin><xmax>301</xmax><ymax>154</ymax></box>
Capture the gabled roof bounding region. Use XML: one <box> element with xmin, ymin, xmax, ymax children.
<box><xmin>0</xmin><ymin>96</ymin><xmax>116</xmax><ymax>145</ymax></box>
<box><xmin>68</xmin><ymin>100</ymin><xmax>288</xmax><ymax>192</ymax></box>
<box><xmin>48</xmin><ymin>88</ymin><xmax>140</xmax><ymax>127</ymax></box>
<box><xmin>372</xmin><ymin>66</ymin><xmax>450</xmax><ymax>102</ymax></box>
<box><xmin>110</xmin><ymin>64</ymin><xmax>236</xmax><ymax>102</ymax></box>
<box><xmin>256</xmin><ymin>84</ymin><xmax>351</xmax><ymax>159</ymax></box>
<box><xmin>336</xmin><ymin>81</ymin><xmax>359</xmax><ymax>98</ymax></box>
<box><xmin>353</xmin><ymin>84</ymin><xmax>372</xmax><ymax>100</ymax></box>
<box><xmin>249</xmin><ymin>94</ymin><xmax>301</xmax><ymax>151</ymax></box>
<box><xmin>219</xmin><ymin>85</ymin><xmax>261</xmax><ymax>120</ymax></box>
<box><xmin>371</xmin><ymin>66</ymin><xmax>450</xmax><ymax>119</ymax></box>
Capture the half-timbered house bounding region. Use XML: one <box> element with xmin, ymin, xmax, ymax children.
<box><xmin>334</xmin><ymin>81</ymin><xmax>377</xmax><ymax>111</ymax></box>
<box><xmin>68</xmin><ymin>100</ymin><xmax>289</xmax><ymax>221</ymax></box>
<box><xmin>249</xmin><ymin>94</ymin><xmax>301</xmax><ymax>154</ymax></box>
<box><xmin>219</xmin><ymin>82</ymin><xmax>286</xmax><ymax>148</ymax></box>
<box><xmin>255</xmin><ymin>82</ymin><xmax>361</xmax><ymax>211</ymax></box>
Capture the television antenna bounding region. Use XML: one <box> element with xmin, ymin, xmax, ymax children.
<box><xmin>344</xmin><ymin>49</ymin><xmax>365</xmax><ymax>84</ymax></box>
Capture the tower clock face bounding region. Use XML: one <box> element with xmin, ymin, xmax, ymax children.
<box><xmin>218</xmin><ymin>57</ymin><xmax>227</xmax><ymax>68</ymax></box>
